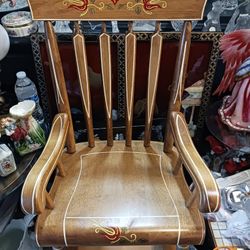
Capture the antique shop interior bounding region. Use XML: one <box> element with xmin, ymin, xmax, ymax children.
<box><xmin>0</xmin><ymin>0</ymin><xmax>250</xmax><ymax>249</ymax></box>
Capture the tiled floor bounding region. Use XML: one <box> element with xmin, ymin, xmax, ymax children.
<box><xmin>210</xmin><ymin>221</ymin><xmax>245</xmax><ymax>248</ymax></box>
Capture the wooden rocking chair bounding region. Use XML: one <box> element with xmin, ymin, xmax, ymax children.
<box><xmin>21</xmin><ymin>0</ymin><xmax>220</xmax><ymax>249</ymax></box>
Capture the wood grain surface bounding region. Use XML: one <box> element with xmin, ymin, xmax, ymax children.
<box><xmin>27</xmin><ymin>0</ymin><xmax>207</xmax><ymax>21</ymax></box>
<box><xmin>144</xmin><ymin>25</ymin><xmax>163</xmax><ymax>147</ymax></box>
<box><xmin>35</xmin><ymin>141</ymin><xmax>205</xmax><ymax>247</ymax></box>
<box><xmin>125</xmin><ymin>27</ymin><xmax>136</xmax><ymax>147</ymax></box>
<box><xmin>164</xmin><ymin>21</ymin><xmax>192</xmax><ymax>153</ymax></box>
<box><xmin>21</xmin><ymin>113</ymin><xmax>69</xmax><ymax>214</ymax></box>
<box><xmin>21</xmin><ymin>3</ymin><xmax>220</xmax><ymax>248</ymax></box>
<box><xmin>45</xmin><ymin>22</ymin><xmax>76</xmax><ymax>153</ymax></box>
<box><xmin>99</xmin><ymin>25</ymin><xmax>113</xmax><ymax>146</ymax></box>
<box><xmin>170</xmin><ymin>112</ymin><xmax>220</xmax><ymax>213</ymax></box>
<box><xmin>73</xmin><ymin>22</ymin><xmax>95</xmax><ymax>147</ymax></box>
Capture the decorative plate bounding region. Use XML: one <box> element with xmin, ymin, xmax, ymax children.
<box><xmin>0</xmin><ymin>0</ymin><xmax>28</xmax><ymax>13</ymax></box>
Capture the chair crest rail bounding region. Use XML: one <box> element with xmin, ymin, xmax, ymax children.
<box><xmin>27</xmin><ymin>0</ymin><xmax>207</xmax><ymax>20</ymax></box>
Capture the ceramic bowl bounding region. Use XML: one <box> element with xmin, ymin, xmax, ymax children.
<box><xmin>9</xmin><ymin>100</ymin><xmax>35</xmax><ymax>119</ymax></box>
<box><xmin>1</xmin><ymin>11</ymin><xmax>38</xmax><ymax>37</ymax></box>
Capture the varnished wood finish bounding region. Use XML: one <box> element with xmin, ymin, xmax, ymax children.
<box><xmin>27</xmin><ymin>0</ymin><xmax>207</xmax><ymax>20</ymax></box>
<box><xmin>164</xmin><ymin>21</ymin><xmax>192</xmax><ymax>153</ymax></box>
<box><xmin>21</xmin><ymin>113</ymin><xmax>69</xmax><ymax>214</ymax></box>
<box><xmin>73</xmin><ymin>22</ymin><xmax>95</xmax><ymax>147</ymax></box>
<box><xmin>170</xmin><ymin>112</ymin><xmax>220</xmax><ymax>213</ymax></box>
<box><xmin>185</xmin><ymin>187</ymin><xmax>198</xmax><ymax>208</ymax></box>
<box><xmin>22</xmin><ymin>3</ymin><xmax>220</xmax><ymax>248</ymax></box>
<box><xmin>99</xmin><ymin>25</ymin><xmax>113</xmax><ymax>146</ymax></box>
<box><xmin>65</xmin><ymin>246</ymin><xmax>176</xmax><ymax>250</ymax></box>
<box><xmin>57</xmin><ymin>159</ymin><xmax>66</xmax><ymax>177</ymax></box>
<box><xmin>35</xmin><ymin>141</ymin><xmax>204</xmax><ymax>247</ymax></box>
<box><xmin>45</xmin><ymin>22</ymin><xmax>75</xmax><ymax>153</ymax></box>
<box><xmin>125</xmin><ymin>26</ymin><xmax>136</xmax><ymax>146</ymax></box>
<box><xmin>173</xmin><ymin>158</ymin><xmax>182</xmax><ymax>176</ymax></box>
<box><xmin>45</xmin><ymin>191</ymin><xmax>55</xmax><ymax>210</ymax></box>
<box><xmin>144</xmin><ymin>25</ymin><xmax>163</xmax><ymax>147</ymax></box>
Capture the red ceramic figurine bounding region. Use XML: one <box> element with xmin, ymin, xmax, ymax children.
<box><xmin>214</xmin><ymin>29</ymin><xmax>250</xmax><ymax>132</ymax></box>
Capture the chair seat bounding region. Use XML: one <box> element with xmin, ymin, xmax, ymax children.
<box><xmin>36</xmin><ymin>141</ymin><xmax>205</xmax><ymax>247</ymax></box>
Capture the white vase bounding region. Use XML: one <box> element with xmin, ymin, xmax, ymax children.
<box><xmin>0</xmin><ymin>24</ymin><xmax>10</xmax><ymax>61</ymax></box>
<box><xmin>7</xmin><ymin>100</ymin><xmax>46</xmax><ymax>156</ymax></box>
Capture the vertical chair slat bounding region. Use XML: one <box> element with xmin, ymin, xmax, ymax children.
<box><xmin>164</xmin><ymin>21</ymin><xmax>192</xmax><ymax>153</ymax></box>
<box><xmin>99</xmin><ymin>25</ymin><xmax>113</xmax><ymax>146</ymax></box>
<box><xmin>73</xmin><ymin>23</ymin><xmax>95</xmax><ymax>148</ymax></box>
<box><xmin>125</xmin><ymin>26</ymin><xmax>137</xmax><ymax>147</ymax></box>
<box><xmin>144</xmin><ymin>25</ymin><xmax>163</xmax><ymax>147</ymax></box>
<box><xmin>44</xmin><ymin>21</ymin><xmax>76</xmax><ymax>153</ymax></box>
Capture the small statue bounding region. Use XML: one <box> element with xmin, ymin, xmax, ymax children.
<box><xmin>214</xmin><ymin>29</ymin><xmax>250</xmax><ymax>132</ymax></box>
<box><xmin>225</xmin><ymin>0</ymin><xmax>250</xmax><ymax>33</ymax></box>
<box><xmin>202</xmin><ymin>0</ymin><xmax>224</xmax><ymax>32</ymax></box>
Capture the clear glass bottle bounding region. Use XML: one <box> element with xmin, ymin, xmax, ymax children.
<box><xmin>15</xmin><ymin>71</ymin><xmax>44</xmax><ymax>124</ymax></box>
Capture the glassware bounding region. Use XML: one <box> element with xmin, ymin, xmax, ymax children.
<box><xmin>222</xmin><ymin>0</ymin><xmax>238</xmax><ymax>10</ymax></box>
<box><xmin>171</xmin><ymin>20</ymin><xmax>198</xmax><ymax>31</ymax></box>
<box><xmin>15</xmin><ymin>71</ymin><xmax>44</xmax><ymax>125</ymax></box>
<box><xmin>225</xmin><ymin>0</ymin><xmax>250</xmax><ymax>33</ymax></box>
<box><xmin>202</xmin><ymin>0</ymin><xmax>224</xmax><ymax>32</ymax></box>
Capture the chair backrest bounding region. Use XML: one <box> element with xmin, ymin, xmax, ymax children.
<box><xmin>28</xmin><ymin>0</ymin><xmax>207</xmax><ymax>153</ymax></box>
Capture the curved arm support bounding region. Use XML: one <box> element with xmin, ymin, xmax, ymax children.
<box><xmin>21</xmin><ymin>113</ymin><xmax>69</xmax><ymax>215</ymax></box>
<box><xmin>170</xmin><ymin>111</ymin><xmax>220</xmax><ymax>213</ymax></box>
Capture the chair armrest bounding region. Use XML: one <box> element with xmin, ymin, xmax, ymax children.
<box><xmin>21</xmin><ymin>113</ymin><xmax>69</xmax><ymax>215</ymax></box>
<box><xmin>170</xmin><ymin>111</ymin><xmax>220</xmax><ymax>213</ymax></box>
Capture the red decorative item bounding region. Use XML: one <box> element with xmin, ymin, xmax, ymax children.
<box><xmin>94</xmin><ymin>224</ymin><xmax>137</xmax><ymax>244</ymax></box>
<box><xmin>224</xmin><ymin>159</ymin><xmax>237</xmax><ymax>174</ymax></box>
<box><xmin>64</xmin><ymin>0</ymin><xmax>167</xmax><ymax>16</ymax></box>
<box><xmin>206</xmin><ymin>135</ymin><xmax>225</xmax><ymax>155</ymax></box>
<box><xmin>111</xmin><ymin>0</ymin><xmax>119</xmax><ymax>4</ymax></box>
<box><xmin>65</xmin><ymin>0</ymin><xmax>89</xmax><ymax>11</ymax></box>
<box><xmin>224</xmin><ymin>158</ymin><xmax>249</xmax><ymax>175</ymax></box>
<box><xmin>102</xmin><ymin>227</ymin><xmax>121</xmax><ymax>242</ymax></box>
<box><xmin>143</xmin><ymin>0</ymin><xmax>163</xmax><ymax>10</ymax></box>
<box><xmin>10</xmin><ymin>126</ymin><xmax>27</xmax><ymax>141</ymax></box>
<box><xmin>214</xmin><ymin>29</ymin><xmax>250</xmax><ymax>132</ymax></box>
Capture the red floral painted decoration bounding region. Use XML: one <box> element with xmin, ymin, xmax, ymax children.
<box><xmin>143</xmin><ymin>0</ymin><xmax>163</xmax><ymax>10</ymax></box>
<box><xmin>111</xmin><ymin>0</ymin><xmax>119</xmax><ymax>4</ymax></box>
<box><xmin>64</xmin><ymin>0</ymin><xmax>167</xmax><ymax>16</ymax></box>
<box><xmin>66</xmin><ymin>0</ymin><xmax>88</xmax><ymax>11</ymax></box>
<box><xmin>65</xmin><ymin>0</ymin><xmax>119</xmax><ymax>11</ymax></box>
<box><xmin>102</xmin><ymin>227</ymin><xmax>121</xmax><ymax>242</ymax></box>
<box><xmin>10</xmin><ymin>127</ymin><xmax>27</xmax><ymax>141</ymax></box>
<box><xmin>94</xmin><ymin>223</ymin><xmax>137</xmax><ymax>244</ymax></box>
